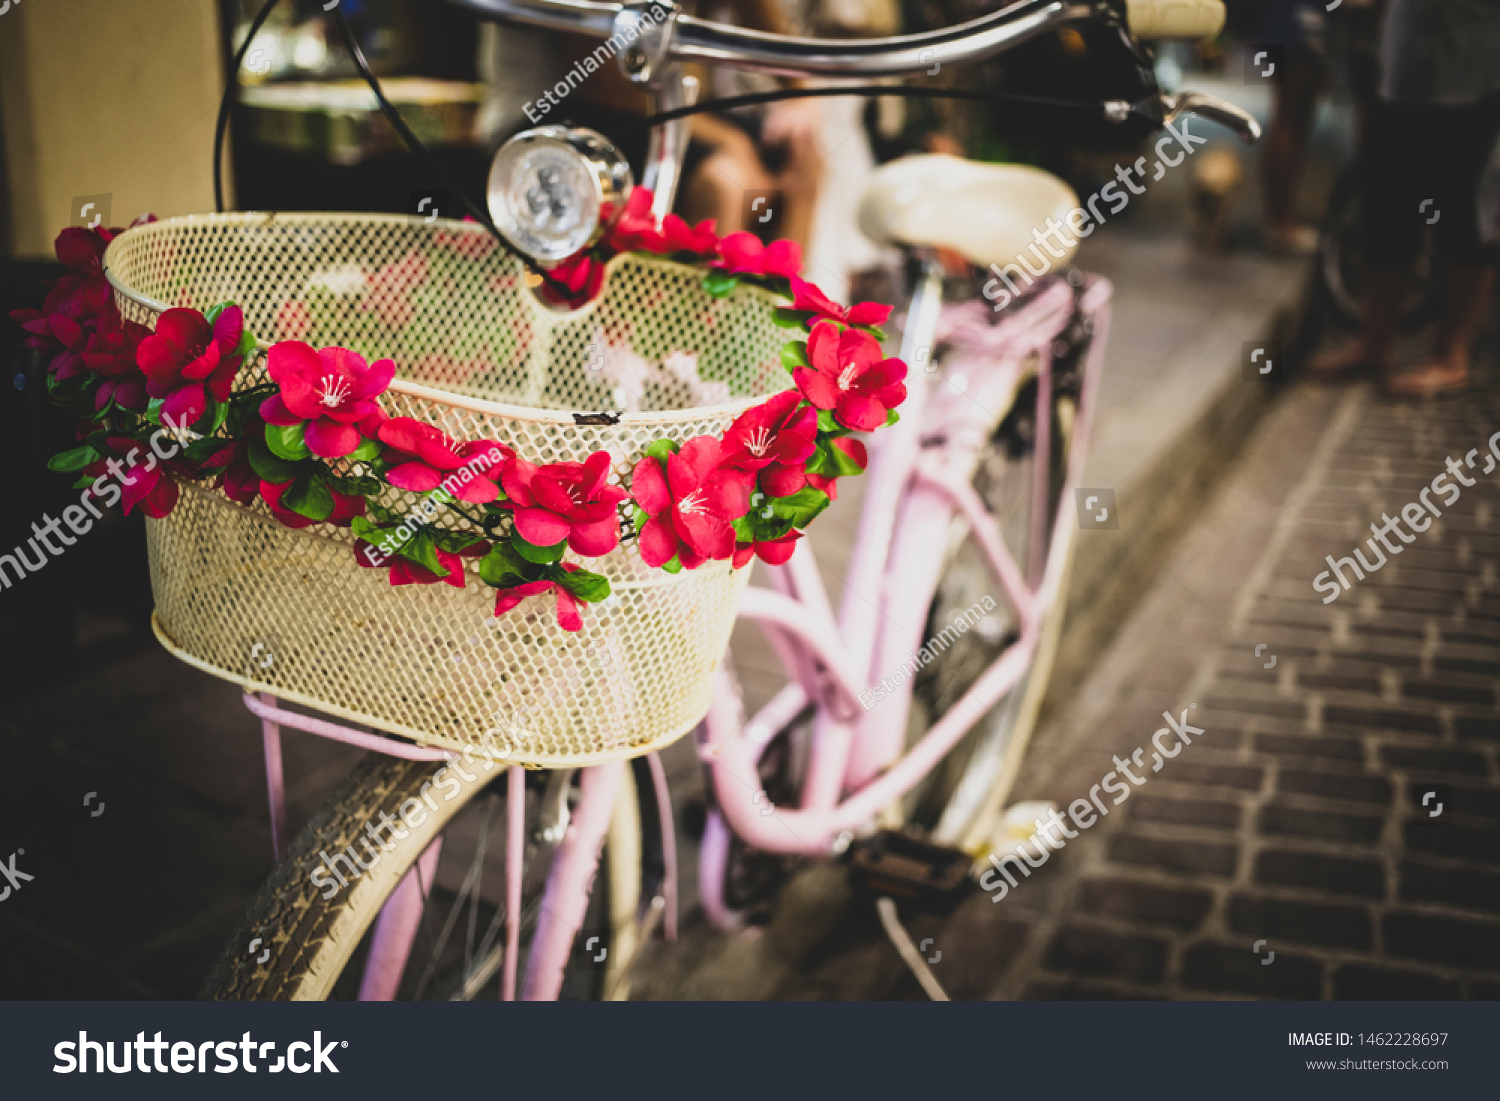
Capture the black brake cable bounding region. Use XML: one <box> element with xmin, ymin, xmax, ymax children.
<box><xmin>217</xmin><ymin>4</ymin><xmax>1135</xmax><ymax>293</ymax></box>
<box><xmin>213</xmin><ymin>0</ymin><xmax>282</xmax><ymax>214</ymax></box>
<box><xmin>328</xmin><ymin>6</ymin><xmax>581</xmax><ymax>297</ymax></box>
<box><xmin>615</xmin><ymin>84</ymin><xmax>1119</xmax><ymax>141</ymax></box>
<box><xmin>212</xmin><ymin>0</ymin><xmax>573</xmax><ymax>296</ymax></box>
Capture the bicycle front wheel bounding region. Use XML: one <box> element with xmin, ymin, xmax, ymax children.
<box><xmin>202</xmin><ymin>750</ymin><xmax>644</xmax><ymax>1001</ymax></box>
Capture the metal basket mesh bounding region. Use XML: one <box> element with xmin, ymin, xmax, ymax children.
<box><xmin>105</xmin><ymin>212</ymin><xmax>791</xmax><ymax>766</ymax></box>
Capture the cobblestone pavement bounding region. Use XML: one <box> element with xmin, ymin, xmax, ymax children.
<box><xmin>636</xmin><ymin>363</ymin><xmax>1500</xmax><ymax>1001</ymax></box>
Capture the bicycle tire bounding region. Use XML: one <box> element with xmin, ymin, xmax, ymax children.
<box><xmin>201</xmin><ymin>751</ymin><xmax>638</xmax><ymax>1000</ymax></box>
<box><xmin>1319</xmin><ymin>163</ymin><xmax>1434</xmax><ymax>333</ymax></box>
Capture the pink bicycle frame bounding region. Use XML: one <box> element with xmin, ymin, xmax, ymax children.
<box><xmin>244</xmin><ymin>694</ymin><xmax>663</xmax><ymax>1002</ymax></box>
<box><xmin>700</xmin><ymin>271</ymin><xmax>1112</xmax><ymax>869</ymax></box>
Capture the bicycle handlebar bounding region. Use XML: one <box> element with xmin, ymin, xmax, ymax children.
<box><xmin>451</xmin><ymin>0</ymin><xmax>1097</xmax><ymax>78</ymax></box>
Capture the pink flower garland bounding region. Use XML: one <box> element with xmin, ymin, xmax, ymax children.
<box><xmin>14</xmin><ymin>202</ymin><xmax>905</xmax><ymax>632</ymax></box>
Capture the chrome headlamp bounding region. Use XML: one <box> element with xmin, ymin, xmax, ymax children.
<box><xmin>486</xmin><ymin>127</ymin><xmax>633</xmax><ymax>265</ymax></box>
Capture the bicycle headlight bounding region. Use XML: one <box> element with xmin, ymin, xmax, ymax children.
<box><xmin>486</xmin><ymin>126</ymin><xmax>633</xmax><ymax>265</ymax></box>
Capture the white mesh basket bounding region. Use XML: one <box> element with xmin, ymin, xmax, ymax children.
<box><xmin>104</xmin><ymin>212</ymin><xmax>792</xmax><ymax>767</ymax></box>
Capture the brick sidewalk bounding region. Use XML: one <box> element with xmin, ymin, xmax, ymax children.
<box><xmin>635</xmin><ymin>372</ymin><xmax>1500</xmax><ymax>1001</ymax></box>
<box><xmin>985</xmin><ymin>377</ymin><xmax>1500</xmax><ymax>1001</ymax></box>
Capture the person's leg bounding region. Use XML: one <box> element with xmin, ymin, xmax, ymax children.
<box><xmin>1311</xmin><ymin>100</ymin><xmax>1419</xmax><ymax>375</ymax></box>
<box><xmin>1387</xmin><ymin>267</ymin><xmax>1494</xmax><ymax>394</ymax></box>
<box><xmin>1385</xmin><ymin>97</ymin><xmax>1500</xmax><ymax>396</ymax></box>
<box><xmin>1310</xmin><ymin>269</ymin><xmax>1406</xmax><ymax>374</ymax></box>
<box><xmin>1262</xmin><ymin>45</ymin><xmax>1326</xmax><ymax>252</ymax></box>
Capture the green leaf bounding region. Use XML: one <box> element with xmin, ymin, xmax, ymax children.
<box><xmin>350</xmin><ymin>516</ymin><xmax>386</xmax><ymax>543</ymax></box>
<box><xmin>265</xmin><ymin>421</ymin><xmax>311</xmax><ymax>462</ymax></box>
<box><xmin>225</xmin><ymin>401</ymin><xmax>257</xmax><ymax>437</ymax></box>
<box><xmin>478</xmin><ymin>541</ymin><xmax>530</xmax><ymax>588</ymax></box>
<box><xmin>204</xmin><ymin>399</ymin><xmax>230</xmax><ymax>437</ymax></box>
<box><xmin>185</xmin><ymin>437</ymin><xmax>227</xmax><ymax>464</ymax></box>
<box><xmin>816</xmin><ymin>409</ymin><xmax>843</xmax><ymax>434</ymax></box>
<box><xmin>72</xmin><ymin>474</ymin><xmax>94</xmax><ymax>489</ymax></box>
<box><xmin>205</xmin><ymin>301</ymin><xmax>226</xmax><ymax>325</ymax></box>
<box><xmin>366</xmin><ymin>501</ymin><xmax>400</xmax><ymax>523</ymax></box>
<box><xmin>281</xmin><ymin>468</ymin><xmax>335</xmax><ymax>522</ymax></box>
<box><xmin>780</xmin><ymin>340</ymin><xmax>810</xmax><ymax>371</ymax></box>
<box><xmin>46</xmin><ymin>370</ymin><xmax>95</xmax><ymax>404</ymax></box>
<box><xmin>632</xmin><ymin>506</ymin><xmax>649</xmax><ymax>531</ymax></box>
<box><xmin>772</xmin><ymin>307</ymin><xmax>815</xmax><ymax>330</ymax></box>
<box><xmin>511</xmin><ymin>529</ymin><xmax>566</xmax><ymax>565</ymax></box>
<box><xmin>770</xmin><ymin>486</ymin><xmax>831</xmax><ymax>529</ymax></box>
<box><xmin>47</xmin><ymin>445</ymin><xmax>98</xmax><ymax>473</ymax></box>
<box><xmin>642</xmin><ymin>438</ymin><xmax>678</xmax><ymax>465</ymax></box>
<box><xmin>660</xmin><ymin>554</ymin><xmax>684</xmax><ymax>574</ymax></box>
<box><xmin>702</xmin><ymin>270</ymin><xmax>739</xmax><ymax>299</ymax></box>
<box><xmin>247</xmin><ymin>434</ymin><xmax>300</xmax><ymax>483</ymax></box>
<box><xmin>805</xmin><ymin>443</ymin><xmax>834</xmax><ymax>476</ymax></box>
<box><xmin>554</xmin><ymin>567</ymin><xmax>610</xmax><ymax>603</ymax></box>
<box><xmin>331</xmin><ymin>474</ymin><xmax>383</xmax><ymax>497</ymax></box>
<box><xmin>730</xmin><ymin>515</ymin><xmax>754</xmax><ymax>542</ymax></box>
<box><xmin>862</xmin><ymin>324</ymin><xmax>889</xmax><ymax>343</ymax></box>
<box><xmin>437</xmin><ymin>530</ymin><xmax>486</xmax><ymax>554</ymax></box>
<box><xmin>885</xmin><ymin>408</ymin><xmax>901</xmax><ymax>427</ymax></box>
<box><xmin>398</xmin><ymin>529</ymin><xmax>448</xmax><ymax>577</ymax></box>
<box><xmin>348</xmin><ymin>435</ymin><xmax>382</xmax><ymax>462</ymax></box>
<box><xmin>826</xmin><ymin>439</ymin><xmax>865</xmax><ymax>477</ymax></box>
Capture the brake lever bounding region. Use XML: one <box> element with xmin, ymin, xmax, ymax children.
<box><xmin>1122</xmin><ymin>90</ymin><xmax>1261</xmax><ymax>144</ymax></box>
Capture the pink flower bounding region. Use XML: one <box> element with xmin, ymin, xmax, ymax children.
<box><xmin>714</xmin><ymin>232</ymin><xmax>801</xmax><ymax>279</ymax></box>
<box><xmin>492</xmin><ymin>563</ymin><xmax>586</xmax><ymax>632</ymax></box>
<box><xmin>794</xmin><ymin>321</ymin><xmax>907</xmax><ymax>432</ymax></box>
<box><xmin>85</xmin><ymin>437</ymin><xmax>182</xmax><ymax>519</ymax></box>
<box><xmin>137</xmin><ymin>306</ymin><xmax>245</xmax><ymax>425</ymax></box>
<box><xmin>275</xmin><ymin>301</ymin><xmax>313</xmax><ymax>342</ymax></box>
<box><xmin>260</xmin><ymin>478</ymin><xmax>366</xmax><ymax>529</ymax></box>
<box><xmin>502</xmin><ymin>451</ymin><xmax>626</xmax><ymax>556</ymax></box>
<box><xmin>354</xmin><ymin>537</ymin><xmax>485</xmax><ymax>588</ymax></box>
<box><xmin>807</xmin><ymin>437</ymin><xmax>867</xmax><ymax>502</ymax></box>
<box><xmin>260</xmin><ymin>343</ymin><xmax>395</xmax><ymax>459</ymax></box>
<box><xmin>733</xmin><ymin>530</ymin><xmax>802</xmax><ymax>569</ymax></box>
<box><xmin>631</xmin><ymin>437</ymin><xmax>754</xmax><ymax>569</ymax></box>
<box><xmin>719</xmin><ymin>390</ymin><xmax>817</xmax><ymax>497</ymax></box>
<box><xmin>83</xmin><ymin>302</ymin><xmax>149</xmax><ymax>376</ymax></box>
<box><xmin>360</xmin><ymin>250</ymin><xmax>429</xmax><ymax>329</ymax></box>
<box><xmin>202</xmin><ymin>439</ymin><xmax>259</xmax><ymax>506</ymax></box>
<box><xmin>607</xmin><ymin>188</ymin><xmax>719</xmax><ymax>256</ymax></box>
<box><xmin>54</xmin><ymin>226</ymin><xmax>115</xmax><ymax>272</ymax></box>
<box><xmin>377</xmin><ymin>417</ymin><xmax>511</xmax><ymax>505</ymax></box>
<box><xmin>788</xmin><ymin>277</ymin><xmax>893</xmax><ymax>328</ymax></box>
<box><xmin>538</xmin><ymin>252</ymin><xmax>605</xmax><ymax>308</ymax></box>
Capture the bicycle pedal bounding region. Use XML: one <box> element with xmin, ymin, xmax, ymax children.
<box><xmin>848</xmin><ymin>830</ymin><xmax>972</xmax><ymax>914</ymax></box>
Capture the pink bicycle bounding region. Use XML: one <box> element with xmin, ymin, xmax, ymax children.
<box><xmin>175</xmin><ymin>0</ymin><xmax>1255</xmax><ymax>1001</ymax></box>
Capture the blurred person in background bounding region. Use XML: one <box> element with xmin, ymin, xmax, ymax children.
<box><xmin>1312</xmin><ymin>0</ymin><xmax>1500</xmax><ymax>396</ymax></box>
<box><xmin>678</xmin><ymin>0</ymin><xmax>826</xmax><ymax>249</ymax></box>
<box><xmin>1225</xmin><ymin>0</ymin><xmax>1331</xmax><ymax>254</ymax></box>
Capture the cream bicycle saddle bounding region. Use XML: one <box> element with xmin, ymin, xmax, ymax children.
<box><xmin>857</xmin><ymin>154</ymin><xmax>1082</xmax><ymax>269</ymax></box>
